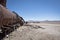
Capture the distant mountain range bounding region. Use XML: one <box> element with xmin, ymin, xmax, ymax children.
<box><xmin>26</xmin><ymin>20</ymin><xmax>60</xmax><ymax>24</ymax></box>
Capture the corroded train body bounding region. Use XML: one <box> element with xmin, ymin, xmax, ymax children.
<box><xmin>0</xmin><ymin>4</ymin><xmax>24</xmax><ymax>33</ymax></box>
<box><xmin>0</xmin><ymin>0</ymin><xmax>25</xmax><ymax>39</ymax></box>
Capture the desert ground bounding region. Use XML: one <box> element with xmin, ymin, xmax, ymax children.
<box><xmin>4</xmin><ymin>22</ymin><xmax>60</xmax><ymax>40</ymax></box>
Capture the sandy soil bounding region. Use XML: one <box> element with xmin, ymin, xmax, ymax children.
<box><xmin>4</xmin><ymin>23</ymin><xmax>60</xmax><ymax>40</ymax></box>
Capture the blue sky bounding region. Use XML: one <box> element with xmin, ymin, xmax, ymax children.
<box><xmin>7</xmin><ymin>0</ymin><xmax>60</xmax><ymax>21</ymax></box>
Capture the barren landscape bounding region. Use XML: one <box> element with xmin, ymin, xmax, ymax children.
<box><xmin>4</xmin><ymin>22</ymin><xmax>60</xmax><ymax>40</ymax></box>
<box><xmin>0</xmin><ymin>0</ymin><xmax>60</xmax><ymax>40</ymax></box>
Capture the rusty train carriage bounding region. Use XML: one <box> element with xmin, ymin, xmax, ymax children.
<box><xmin>0</xmin><ymin>5</ymin><xmax>17</xmax><ymax>26</ymax></box>
<box><xmin>0</xmin><ymin>4</ymin><xmax>25</xmax><ymax>39</ymax></box>
<box><xmin>0</xmin><ymin>4</ymin><xmax>24</xmax><ymax>33</ymax></box>
<box><xmin>0</xmin><ymin>0</ymin><xmax>25</xmax><ymax>39</ymax></box>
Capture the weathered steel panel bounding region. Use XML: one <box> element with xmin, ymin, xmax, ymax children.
<box><xmin>0</xmin><ymin>4</ymin><xmax>17</xmax><ymax>26</ymax></box>
<box><xmin>0</xmin><ymin>0</ymin><xmax>6</xmax><ymax>7</ymax></box>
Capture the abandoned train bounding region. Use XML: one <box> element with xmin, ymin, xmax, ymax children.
<box><xmin>0</xmin><ymin>4</ymin><xmax>25</xmax><ymax>33</ymax></box>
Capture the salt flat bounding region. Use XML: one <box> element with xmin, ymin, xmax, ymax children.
<box><xmin>4</xmin><ymin>22</ymin><xmax>60</xmax><ymax>40</ymax></box>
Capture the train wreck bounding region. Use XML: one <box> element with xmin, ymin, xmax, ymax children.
<box><xmin>0</xmin><ymin>0</ymin><xmax>25</xmax><ymax>40</ymax></box>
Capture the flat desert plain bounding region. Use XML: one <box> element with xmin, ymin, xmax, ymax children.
<box><xmin>4</xmin><ymin>22</ymin><xmax>60</xmax><ymax>40</ymax></box>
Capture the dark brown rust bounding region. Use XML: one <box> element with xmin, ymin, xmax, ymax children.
<box><xmin>0</xmin><ymin>0</ymin><xmax>6</xmax><ymax>7</ymax></box>
<box><xmin>0</xmin><ymin>0</ymin><xmax>25</xmax><ymax>40</ymax></box>
<box><xmin>0</xmin><ymin>4</ymin><xmax>24</xmax><ymax>27</ymax></box>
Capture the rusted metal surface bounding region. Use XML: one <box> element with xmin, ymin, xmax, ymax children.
<box><xmin>0</xmin><ymin>4</ymin><xmax>24</xmax><ymax>27</ymax></box>
<box><xmin>0</xmin><ymin>4</ymin><xmax>17</xmax><ymax>26</ymax></box>
<box><xmin>0</xmin><ymin>0</ymin><xmax>25</xmax><ymax>40</ymax></box>
<box><xmin>0</xmin><ymin>0</ymin><xmax>6</xmax><ymax>7</ymax></box>
<box><xmin>0</xmin><ymin>5</ymin><xmax>24</xmax><ymax>39</ymax></box>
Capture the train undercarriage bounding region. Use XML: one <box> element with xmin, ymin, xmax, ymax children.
<box><xmin>0</xmin><ymin>23</ymin><xmax>22</xmax><ymax>40</ymax></box>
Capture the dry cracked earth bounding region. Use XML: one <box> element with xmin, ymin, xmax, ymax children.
<box><xmin>4</xmin><ymin>23</ymin><xmax>60</xmax><ymax>40</ymax></box>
